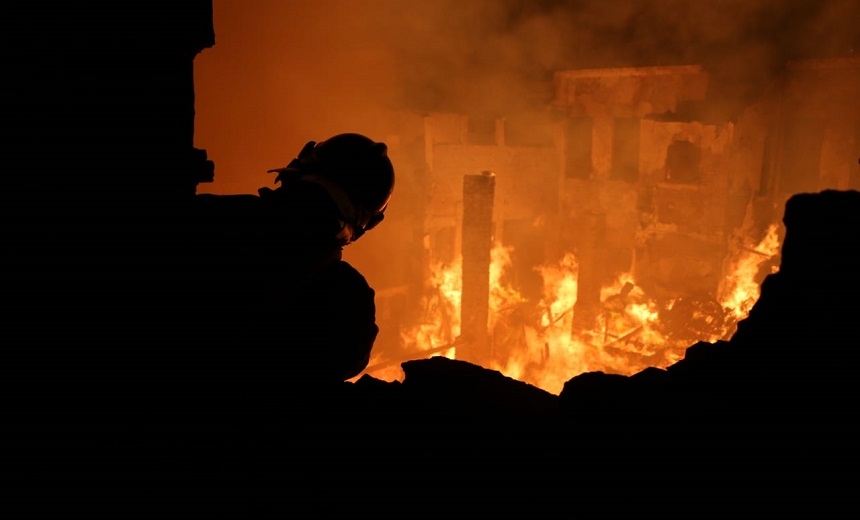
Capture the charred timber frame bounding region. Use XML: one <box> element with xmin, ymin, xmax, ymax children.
<box><xmin>460</xmin><ymin>172</ymin><xmax>496</xmax><ymax>364</ymax></box>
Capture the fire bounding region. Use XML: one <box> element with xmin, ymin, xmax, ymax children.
<box><xmin>418</xmin><ymin>257</ymin><xmax>463</xmax><ymax>359</ymax></box>
<box><xmin>488</xmin><ymin>244</ymin><xmax>527</xmax><ymax>326</ymax></box>
<box><xmin>490</xmin><ymin>259</ymin><xmax>682</xmax><ymax>394</ymax></box>
<box><xmin>718</xmin><ymin>224</ymin><xmax>782</xmax><ymax>323</ymax></box>
<box><xmin>369</xmin><ymin>224</ymin><xmax>782</xmax><ymax>395</ymax></box>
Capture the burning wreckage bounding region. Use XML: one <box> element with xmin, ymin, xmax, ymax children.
<box><xmin>364</xmin><ymin>60</ymin><xmax>858</xmax><ymax>400</ymax></box>
<box><xmin>370</xmin><ymin>179</ymin><xmax>783</xmax><ymax>395</ymax></box>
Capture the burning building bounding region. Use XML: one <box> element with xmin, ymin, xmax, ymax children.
<box><xmin>180</xmin><ymin>0</ymin><xmax>858</xmax><ymax>395</ymax></box>
<box><xmin>365</xmin><ymin>56</ymin><xmax>860</xmax><ymax>394</ymax></box>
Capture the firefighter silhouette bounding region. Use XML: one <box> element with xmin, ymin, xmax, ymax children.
<box><xmin>193</xmin><ymin>133</ymin><xmax>395</xmax><ymax>387</ymax></box>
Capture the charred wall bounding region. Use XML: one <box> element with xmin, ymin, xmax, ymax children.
<box><xmin>772</xmin><ymin>58</ymin><xmax>860</xmax><ymax>196</ymax></box>
<box><xmin>425</xmin><ymin>113</ymin><xmax>562</xmax><ymax>289</ymax></box>
<box><xmin>548</xmin><ymin>60</ymin><xmax>860</xmax><ymax>302</ymax></box>
<box><xmin>740</xmin><ymin>58</ymin><xmax>860</xmax><ymax>261</ymax></box>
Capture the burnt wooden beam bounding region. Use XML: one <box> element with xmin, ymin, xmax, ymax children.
<box><xmin>460</xmin><ymin>172</ymin><xmax>496</xmax><ymax>365</ymax></box>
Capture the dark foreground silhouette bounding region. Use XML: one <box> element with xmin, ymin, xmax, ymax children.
<box><xmin>6</xmin><ymin>190</ymin><xmax>859</xmax><ymax>456</ymax></box>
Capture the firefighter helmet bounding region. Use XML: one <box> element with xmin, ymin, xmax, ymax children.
<box><xmin>267</xmin><ymin>133</ymin><xmax>395</xmax><ymax>243</ymax></box>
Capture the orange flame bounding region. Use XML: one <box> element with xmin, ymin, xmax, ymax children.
<box><xmin>399</xmin><ymin>257</ymin><xmax>462</xmax><ymax>357</ymax></box>
<box><xmin>372</xmin><ymin>224</ymin><xmax>782</xmax><ymax>394</ymax></box>
<box><xmin>718</xmin><ymin>224</ymin><xmax>782</xmax><ymax>322</ymax></box>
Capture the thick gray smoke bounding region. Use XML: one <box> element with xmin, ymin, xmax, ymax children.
<box><xmin>375</xmin><ymin>0</ymin><xmax>859</xmax><ymax>113</ymax></box>
<box><xmin>195</xmin><ymin>0</ymin><xmax>858</xmax><ymax>192</ymax></box>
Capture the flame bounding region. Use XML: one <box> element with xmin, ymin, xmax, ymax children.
<box><xmin>399</xmin><ymin>257</ymin><xmax>462</xmax><ymax>356</ymax></box>
<box><xmin>369</xmin><ymin>224</ymin><xmax>782</xmax><ymax>395</ymax></box>
<box><xmin>488</xmin><ymin>245</ymin><xmax>527</xmax><ymax>327</ymax></box>
<box><xmin>718</xmin><ymin>224</ymin><xmax>782</xmax><ymax>322</ymax></box>
<box><xmin>489</xmin><ymin>256</ymin><xmax>682</xmax><ymax>394</ymax></box>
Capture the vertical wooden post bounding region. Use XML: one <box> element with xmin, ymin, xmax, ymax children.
<box><xmin>460</xmin><ymin>172</ymin><xmax>495</xmax><ymax>364</ymax></box>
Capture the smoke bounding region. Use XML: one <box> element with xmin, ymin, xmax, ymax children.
<box><xmin>195</xmin><ymin>0</ymin><xmax>858</xmax><ymax>194</ymax></box>
<box><xmin>376</xmin><ymin>0</ymin><xmax>859</xmax><ymax>115</ymax></box>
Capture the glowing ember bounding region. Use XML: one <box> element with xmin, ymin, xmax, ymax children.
<box><xmin>368</xmin><ymin>224</ymin><xmax>782</xmax><ymax>395</ymax></box>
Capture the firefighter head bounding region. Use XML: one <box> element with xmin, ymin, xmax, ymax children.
<box><xmin>266</xmin><ymin>133</ymin><xmax>395</xmax><ymax>245</ymax></box>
